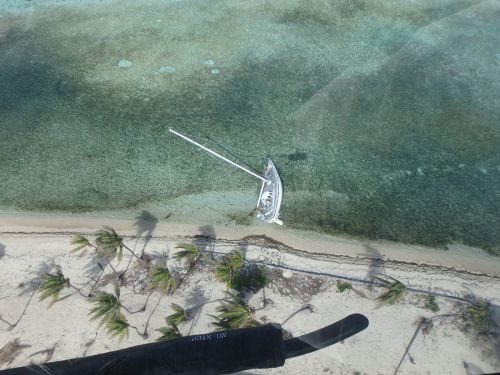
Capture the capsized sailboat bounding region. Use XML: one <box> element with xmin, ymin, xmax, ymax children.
<box><xmin>169</xmin><ymin>129</ymin><xmax>283</xmax><ymax>225</ymax></box>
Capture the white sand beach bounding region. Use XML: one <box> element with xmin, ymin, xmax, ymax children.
<box><xmin>1</xmin><ymin>217</ymin><xmax>499</xmax><ymax>374</ymax></box>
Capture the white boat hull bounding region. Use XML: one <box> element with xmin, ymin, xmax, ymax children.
<box><xmin>256</xmin><ymin>159</ymin><xmax>283</xmax><ymax>225</ymax></box>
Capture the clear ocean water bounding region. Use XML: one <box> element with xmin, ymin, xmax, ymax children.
<box><xmin>0</xmin><ymin>0</ymin><xmax>499</xmax><ymax>252</ymax></box>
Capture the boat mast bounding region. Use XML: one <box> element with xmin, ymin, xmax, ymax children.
<box><xmin>169</xmin><ymin>129</ymin><xmax>267</xmax><ymax>183</ymax></box>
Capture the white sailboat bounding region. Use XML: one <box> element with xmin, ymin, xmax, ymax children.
<box><xmin>169</xmin><ymin>129</ymin><xmax>283</xmax><ymax>225</ymax></box>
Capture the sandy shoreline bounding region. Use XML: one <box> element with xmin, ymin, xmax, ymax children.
<box><xmin>1</xmin><ymin>214</ymin><xmax>499</xmax><ymax>277</ymax></box>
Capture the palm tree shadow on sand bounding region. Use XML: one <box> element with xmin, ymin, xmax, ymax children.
<box><xmin>194</xmin><ymin>225</ymin><xmax>216</xmax><ymax>259</ymax></box>
<box><xmin>20</xmin><ymin>259</ymin><xmax>57</xmax><ymax>294</ymax></box>
<box><xmin>83</xmin><ymin>255</ymin><xmax>106</xmax><ymax>280</ymax></box>
<box><xmin>360</xmin><ymin>245</ymin><xmax>386</xmax><ymax>289</ymax></box>
<box><xmin>0</xmin><ymin>259</ymin><xmax>56</xmax><ymax>330</ymax></box>
<box><xmin>0</xmin><ymin>242</ymin><xmax>5</xmax><ymax>258</ymax></box>
<box><xmin>133</xmin><ymin>211</ymin><xmax>158</xmax><ymax>258</ymax></box>
<box><xmin>184</xmin><ymin>285</ymin><xmax>209</xmax><ymax>335</ymax></box>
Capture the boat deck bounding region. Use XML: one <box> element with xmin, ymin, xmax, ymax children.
<box><xmin>256</xmin><ymin>159</ymin><xmax>283</xmax><ymax>225</ymax></box>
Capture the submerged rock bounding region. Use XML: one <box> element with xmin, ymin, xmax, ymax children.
<box><xmin>118</xmin><ymin>59</ymin><xmax>132</xmax><ymax>68</ymax></box>
<box><xmin>202</xmin><ymin>59</ymin><xmax>215</xmax><ymax>67</ymax></box>
<box><xmin>159</xmin><ymin>66</ymin><xmax>176</xmax><ymax>74</ymax></box>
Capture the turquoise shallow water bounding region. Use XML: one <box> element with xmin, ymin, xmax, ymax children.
<box><xmin>0</xmin><ymin>0</ymin><xmax>499</xmax><ymax>253</ymax></box>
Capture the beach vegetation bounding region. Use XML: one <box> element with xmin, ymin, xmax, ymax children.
<box><xmin>96</xmin><ymin>226</ymin><xmax>142</xmax><ymax>261</ymax></box>
<box><xmin>70</xmin><ymin>235</ymin><xmax>92</xmax><ymax>254</ymax></box>
<box><xmin>376</xmin><ymin>275</ymin><xmax>406</xmax><ymax>305</ymax></box>
<box><xmin>150</xmin><ymin>265</ymin><xmax>176</xmax><ymax>295</ymax></box>
<box><xmin>211</xmin><ymin>294</ymin><xmax>259</xmax><ymax>330</ymax></box>
<box><xmin>174</xmin><ymin>243</ymin><xmax>202</xmax><ymax>268</ymax></box>
<box><xmin>38</xmin><ymin>265</ymin><xmax>70</xmax><ymax>305</ymax></box>
<box><xmin>336</xmin><ymin>280</ymin><xmax>353</xmax><ymax>293</ymax></box>
<box><xmin>69</xmin><ymin>233</ymin><xmax>121</xmax><ymax>286</ymax></box>
<box><xmin>424</xmin><ymin>295</ymin><xmax>439</xmax><ymax>312</ymax></box>
<box><xmin>225</xmin><ymin>250</ymin><xmax>244</xmax><ymax>270</ymax></box>
<box><xmin>95</xmin><ymin>226</ymin><xmax>125</xmax><ymax>261</ymax></box>
<box><xmin>89</xmin><ymin>285</ymin><xmax>122</xmax><ymax>325</ymax></box>
<box><xmin>466</xmin><ymin>299</ymin><xmax>490</xmax><ymax>333</ymax></box>
<box><xmin>166</xmin><ymin>303</ymin><xmax>188</xmax><ymax>326</ymax></box>
<box><xmin>105</xmin><ymin>312</ymin><xmax>130</xmax><ymax>341</ymax></box>
<box><xmin>156</xmin><ymin>323</ymin><xmax>181</xmax><ymax>342</ymax></box>
<box><xmin>215</xmin><ymin>250</ymin><xmax>244</xmax><ymax>289</ymax></box>
<box><xmin>232</xmin><ymin>265</ymin><xmax>268</xmax><ymax>293</ymax></box>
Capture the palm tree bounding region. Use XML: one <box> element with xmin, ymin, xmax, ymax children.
<box><xmin>70</xmin><ymin>234</ymin><xmax>121</xmax><ymax>292</ymax></box>
<box><xmin>215</xmin><ymin>262</ymin><xmax>233</xmax><ymax>288</ymax></box>
<box><xmin>105</xmin><ymin>312</ymin><xmax>130</xmax><ymax>341</ymax></box>
<box><xmin>174</xmin><ymin>243</ymin><xmax>201</xmax><ymax>268</ymax></box>
<box><xmin>156</xmin><ymin>324</ymin><xmax>181</xmax><ymax>342</ymax></box>
<box><xmin>375</xmin><ymin>275</ymin><xmax>407</xmax><ymax>305</ymax></box>
<box><xmin>225</xmin><ymin>250</ymin><xmax>244</xmax><ymax>270</ymax></box>
<box><xmin>95</xmin><ymin>226</ymin><xmax>124</xmax><ymax>261</ymax></box>
<box><xmin>89</xmin><ymin>286</ymin><xmax>121</xmax><ymax>325</ymax></box>
<box><xmin>136</xmin><ymin>266</ymin><xmax>177</xmax><ymax>339</ymax></box>
<box><xmin>89</xmin><ymin>284</ymin><xmax>143</xmax><ymax>323</ymax></box>
<box><xmin>70</xmin><ymin>235</ymin><xmax>92</xmax><ymax>254</ymax></box>
<box><xmin>166</xmin><ymin>303</ymin><xmax>188</xmax><ymax>326</ymax></box>
<box><xmin>96</xmin><ymin>226</ymin><xmax>141</xmax><ymax>261</ymax></box>
<box><xmin>150</xmin><ymin>266</ymin><xmax>176</xmax><ymax>295</ymax></box>
<box><xmin>215</xmin><ymin>250</ymin><xmax>244</xmax><ymax>289</ymax></box>
<box><xmin>231</xmin><ymin>265</ymin><xmax>268</xmax><ymax>293</ymax></box>
<box><xmin>466</xmin><ymin>299</ymin><xmax>490</xmax><ymax>332</ymax></box>
<box><xmin>38</xmin><ymin>266</ymin><xmax>71</xmax><ymax>305</ymax></box>
<box><xmin>211</xmin><ymin>294</ymin><xmax>259</xmax><ymax>330</ymax></box>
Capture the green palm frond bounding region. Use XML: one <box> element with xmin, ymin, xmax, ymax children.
<box><xmin>376</xmin><ymin>276</ymin><xmax>406</xmax><ymax>305</ymax></box>
<box><xmin>467</xmin><ymin>299</ymin><xmax>490</xmax><ymax>332</ymax></box>
<box><xmin>336</xmin><ymin>280</ymin><xmax>352</xmax><ymax>293</ymax></box>
<box><xmin>38</xmin><ymin>266</ymin><xmax>70</xmax><ymax>303</ymax></box>
<box><xmin>214</xmin><ymin>250</ymin><xmax>244</xmax><ymax>288</ymax></box>
<box><xmin>231</xmin><ymin>265</ymin><xmax>268</xmax><ymax>293</ymax></box>
<box><xmin>70</xmin><ymin>235</ymin><xmax>91</xmax><ymax>254</ymax></box>
<box><xmin>211</xmin><ymin>295</ymin><xmax>258</xmax><ymax>330</ymax></box>
<box><xmin>105</xmin><ymin>312</ymin><xmax>129</xmax><ymax>341</ymax></box>
<box><xmin>226</xmin><ymin>250</ymin><xmax>244</xmax><ymax>270</ymax></box>
<box><xmin>210</xmin><ymin>314</ymin><xmax>232</xmax><ymax>331</ymax></box>
<box><xmin>89</xmin><ymin>286</ymin><xmax>121</xmax><ymax>324</ymax></box>
<box><xmin>96</xmin><ymin>226</ymin><xmax>123</xmax><ymax>261</ymax></box>
<box><xmin>166</xmin><ymin>303</ymin><xmax>188</xmax><ymax>326</ymax></box>
<box><xmin>424</xmin><ymin>295</ymin><xmax>439</xmax><ymax>312</ymax></box>
<box><xmin>215</xmin><ymin>262</ymin><xmax>233</xmax><ymax>287</ymax></box>
<box><xmin>150</xmin><ymin>266</ymin><xmax>176</xmax><ymax>295</ymax></box>
<box><xmin>173</xmin><ymin>243</ymin><xmax>200</xmax><ymax>266</ymax></box>
<box><xmin>156</xmin><ymin>324</ymin><xmax>181</xmax><ymax>342</ymax></box>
